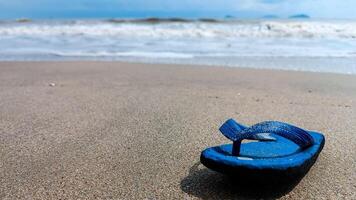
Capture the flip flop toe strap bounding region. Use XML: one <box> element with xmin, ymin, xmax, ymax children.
<box><xmin>219</xmin><ymin>119</ymin><xmax>314</xmax><ymax>156</ymax></box>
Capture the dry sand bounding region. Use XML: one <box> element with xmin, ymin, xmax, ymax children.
<box><xmin>0</xmin><ymin>61</ymin><xmax>355</xmax><ymax>199</ymax></box>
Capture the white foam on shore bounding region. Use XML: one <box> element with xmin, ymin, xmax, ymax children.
<box><xmin>1</xmin><ymin>20</ymin><xmax>356</xmax><ymax>38</ymax></box>
<box><xmin>0</xmin><ymin>19</ymin><xmax>356</xmax><ymax>74</ymax></box>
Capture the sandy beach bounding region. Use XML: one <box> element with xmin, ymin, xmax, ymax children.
<box><xmin>0</xmin><ymin>61</ymin><xmax>355</xmax><ymax>199</ymax></box>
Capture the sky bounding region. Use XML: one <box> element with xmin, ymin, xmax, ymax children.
<box><xmin>0</xmin><ymin>0</ymin><xmax>355</xmax><ymax>19</ymax></box>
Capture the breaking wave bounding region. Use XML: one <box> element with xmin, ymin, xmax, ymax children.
<box><xmin>0</xmin><ymin>19</ymin><xmax>356</xmax><ymax>39</ymax></box>
<box><xmin>1</xmin><ymin>19</ymin><xmax>356</xmax><ymax>74</ymax></box>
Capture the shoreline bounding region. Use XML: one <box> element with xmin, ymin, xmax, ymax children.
<box><xmin>1</xmin><ymin>61</ymin><xmax>355</xmax><ymax>199</ymax></box>
<box><xmin>1</xmin><ymin>60</ymin><xmax>356</xmax><ymax>76</ymax></box>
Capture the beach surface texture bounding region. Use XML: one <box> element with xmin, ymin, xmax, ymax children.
<box><xmin>1</xmin><ymin>62</ymin><xmax>355</xmax><ymax>199</ymax></box>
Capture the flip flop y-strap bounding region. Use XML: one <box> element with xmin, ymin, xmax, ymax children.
<box><xmin>219</xmin><ymin>119</ymin><xmax>315</xmax><ymax>156</ymax></box>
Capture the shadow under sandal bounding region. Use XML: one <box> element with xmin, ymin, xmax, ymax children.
<box><xmin>200</xmin><ymin>119</ymin><xmax>325</xmax><ymax>182</ymax></box>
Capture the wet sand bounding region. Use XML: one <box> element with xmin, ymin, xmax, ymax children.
<box><xmin>0</xmin><ymin>61</ymin><xmax>355</xmax><ymax>199</ymax></box>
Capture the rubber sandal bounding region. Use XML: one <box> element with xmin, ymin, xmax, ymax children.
<box><xmin>200</xmin><ymin>119</ymin><xmax>325</xmax><ymax>181</ymax></box>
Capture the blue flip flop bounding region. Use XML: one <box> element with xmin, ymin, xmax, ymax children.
<box><xmin>200</xmin><ymin>119</ymin><xmax>325</xmax><ymax>180</ymax></box>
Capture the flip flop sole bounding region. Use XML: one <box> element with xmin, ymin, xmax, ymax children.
<box><xmin>201</xmin><ymin>132</ymin><xmax>325</xmax><ymax>180</ymax></box>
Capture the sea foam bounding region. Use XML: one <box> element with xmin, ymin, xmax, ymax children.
<box><xmin>0</xmin><ymin>19</ymin><xmax>356</xmax><ymax>74</ymax></box>
<box><xmin>1</xmin><ymin>20</ymin><xmax>356</xmax><ymax>38</ymax></box>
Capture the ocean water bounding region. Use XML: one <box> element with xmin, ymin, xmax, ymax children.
<box><xmin>0</xmin><ymin>19</ymin><xmax>356</xmax><ymax>74</ymax></box>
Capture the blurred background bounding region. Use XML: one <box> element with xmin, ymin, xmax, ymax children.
<box><xmin>0</xmin><ymin>0</ymin><xmax>355</xmax><ymax>73</ymax></box>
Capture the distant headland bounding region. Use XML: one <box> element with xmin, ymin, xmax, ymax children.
<box><xmin>289</xmin><ymin>14</ymin><xmax>310</xmax><ymax>19</ymax></box>
<box><xmin>262</xmin><ymin>14</ymin><xmax>310</xmax><ymax>19</ymax></box>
